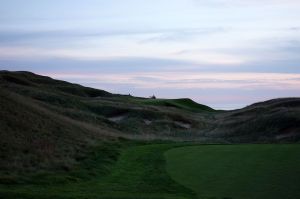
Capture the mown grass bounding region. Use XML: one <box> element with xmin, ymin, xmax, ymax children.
<box><xmin>2</xmin><ymin>140</ymin><xmax>300</xmax><ymax>199</ymax></box>
<box><xmin>165</xmin><ymin>144</ymin><xmax>300</xmax><ymax>199</ymax></box>
<box><xmin>0</xmin><ymin>142</ymin><xmax>196</xmax><ymax>199</ymax></box>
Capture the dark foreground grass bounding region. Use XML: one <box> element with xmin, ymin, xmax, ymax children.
<box><xmin>165</xmin><ymin>144</ymin><xmax>300</xmax><ymax>199</ymax></box>
<box><xmin>0</xmin><ymin>142</ymin><xmax>196</xmax><ymax>199</ymax></box>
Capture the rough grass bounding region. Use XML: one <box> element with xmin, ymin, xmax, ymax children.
<box><xmin>0</xmin><ymin>142</ymin><xmax>196</xmax><ymax>199</ymax></box>
<box><xmin>165</xmin><ymin>144</ymin><xmax>300</xmax><ymax>199</ymax></box>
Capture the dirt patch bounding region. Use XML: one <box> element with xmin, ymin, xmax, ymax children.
<box><xmin>144</xmin><ymin>120</ymin><xmax>152</xmax><ymax>125</ymax></box>
<box><xmin>276</xmin><ymin>132</ymin><xmax>299</xmax><ymax>139</ymax></box>
<box><xmin>108</xmin><ymin>115</ymin><xmax>126</xmax><ymax>123</ymax></box>
<box><xmin>174</xmin><ymin>121</ymin><xmax>191</xmax><ymax>129</ymax></box>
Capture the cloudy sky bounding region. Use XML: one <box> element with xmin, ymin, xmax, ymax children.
<box><xmin>1</xmin><ymin>0</ymin><xmax>300</xmax><ymax>109</ymax></box>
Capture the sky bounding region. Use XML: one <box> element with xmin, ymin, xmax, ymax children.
<box><xmin>1</xmin><ymin>0</ymin><xmax>300</xmax><ymax>109</ymax></box>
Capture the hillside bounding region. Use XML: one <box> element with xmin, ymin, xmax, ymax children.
<box><xmin>0</xmin><ymin>70</ymin><xmax>300</xmax><ymax>175</ymax></box>
<box><xmin>211</xmin><ymin>98</ymin><xmax>300</xmax><ymax>142</ymax></box>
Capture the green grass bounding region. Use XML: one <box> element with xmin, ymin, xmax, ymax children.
<box><xmin>138</xmin><ymin>98</ymin><xmax>214</xmax><ymax>113</ymax></box>
<box><xmin>165</xmin><ymin>144</ymin><xmax>300</xmax><ymax>199</ymax></box>
<box><xmin>2</xmin><ymin>141</ymin><xmax>300</xmax><ymax>199</ymax></box>
<box><xmin>0</xmin><ymin>142</ymin><xmax>196</xmax><ymax>199</ymax></box>
<box><xmin>1</xmin><ymin>71</ymin><xmax>300</xmax><ymax>198</ymax></box>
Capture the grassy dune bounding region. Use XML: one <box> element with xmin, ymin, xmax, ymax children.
<box><xmin>1</xmin><ymin>71</ymin><xmax>300</xmax><ymax>198</ymax></box>
<box><xmin>165</xmin><ymin>144</ymin><xmax>300</xmax><ymax>199</ymax></box>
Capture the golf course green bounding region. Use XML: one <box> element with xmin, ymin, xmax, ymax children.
<box><xmin>1</xmin><ymin>143</ymin><xmax>300</xmax><ymax>199</ymax></box>
<box><xmin>165</xmin><ymin>144</ymin><xmax>300</xmax><ymax>199</ymax></box>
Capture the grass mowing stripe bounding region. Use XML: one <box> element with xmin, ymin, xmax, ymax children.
<box><xmin>165</xmin><ymin>144</ymin><xmax>300</xmax><ymax>199</ymax></box>
<box><xmin>0</xmin><ymin>142</ymin><xmax>196</xmax><ymax>199</ymax></box>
